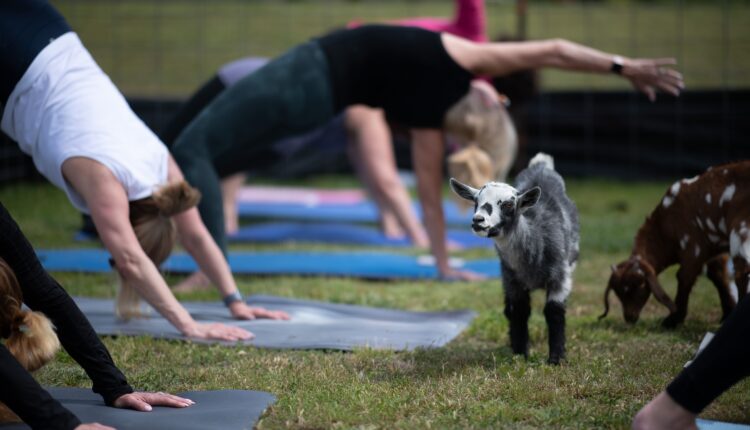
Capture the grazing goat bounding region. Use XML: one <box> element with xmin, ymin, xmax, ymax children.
<box><xmin>601</xmin><ymin>160</ymin><xmax>750</xmax><ymax>327</ymax></box>
<box><xmin>450</xmin><ymin>153</ymin><xmax>579</xmax><ymax>364</ymax></box>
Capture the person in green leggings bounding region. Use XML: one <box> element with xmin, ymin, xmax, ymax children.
<box><xmin>171</xmin><ymin>25</ymin><xmax>683</xmax><ymax>280</ymax></box>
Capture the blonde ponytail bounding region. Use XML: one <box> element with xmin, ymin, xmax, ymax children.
<box><xmin>116</xmin><ymin>181</ymin><xmax>201</xmax><ymax>319</ymax></box>
<box><xmin>0</xmin><ymin>258</ymin><xmax>60</xmax><ymax>423</ymax></box>
<box><xmin>447</xmin><ymin>145</ymin><xmax>494</xmax><ymax>211</ymax></box>
<box><xmin>444</xmin><ymin>85</ymin><xmax>519</xmax><ymax>183</ymax></box>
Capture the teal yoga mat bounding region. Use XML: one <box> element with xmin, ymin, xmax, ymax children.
<box><xmin>37</xmin><ymin>249</ymin><xmax>501</xmax><ymax>280</ymax></box>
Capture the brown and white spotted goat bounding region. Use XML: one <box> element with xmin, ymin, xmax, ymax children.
<box><xmin>601</xmin><ymin>160</ymin><xmax>750</xmax><ymax>327</ymax></box>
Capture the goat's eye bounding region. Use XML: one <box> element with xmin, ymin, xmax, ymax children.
<box><xmin>500</xmin><ymin>202</ymin><xmax>513</xmax><ymax>211</ymax></box>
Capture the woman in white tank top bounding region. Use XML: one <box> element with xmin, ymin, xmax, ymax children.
<box><xmin>2</xmin><ymin>33</ymin><xmax>288</xmax><ymax>342</ymax></box>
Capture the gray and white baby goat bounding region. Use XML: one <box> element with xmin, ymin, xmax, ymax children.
<box><xmin>450</xmin><ymin>153</ymin><xmax>579</xmax><ymax>364</ymax></box>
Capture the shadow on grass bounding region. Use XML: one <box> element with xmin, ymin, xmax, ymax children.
<box><xmin>580</xmin><ymin>315</ymin><xmax>718</xmax><ymax>344</ymax></box>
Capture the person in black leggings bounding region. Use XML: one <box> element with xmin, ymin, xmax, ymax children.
<box><xmin>171</xmin><ymin>25</ymin><xmax>684</xmax><ymax>281</ymax></box>
<box><xmin>633</xmin><ymin>294</ymin><xmax>750</xmax><ymax>429</ymax></box>
<box><xmin>0</xmin><ymin>203</ymin><xmax>193</xmax><ymax>430</ymax></box>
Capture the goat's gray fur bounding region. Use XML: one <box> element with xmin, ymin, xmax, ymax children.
<box><xmin>450</xmin><ymin>153</ymin><xmax>579</xmax><ymax>364</ymax></box>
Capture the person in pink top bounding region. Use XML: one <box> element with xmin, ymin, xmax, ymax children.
<box><xmin>350</xmin><ymin>0</ymin><xmax>487</xmax><ymax>42</ymax></box>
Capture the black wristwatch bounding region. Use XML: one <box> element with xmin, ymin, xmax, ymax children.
<box><xmin>611</xmin><ymin>56</ymin><xmax>624</xmax><ymax>75</ymax></box>
<box><xmin>223</xmin><ymin>291</ymin><xmax>243</xmax><ymax>307</ymax></box>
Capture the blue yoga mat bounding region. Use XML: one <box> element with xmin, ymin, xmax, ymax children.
<box><xmin>226</xmin><ymin>222</ymin><xmax>490</xmax><ymax>248</ymax></box>
<box><xmin>697</xmin><ymin>420</ymin><xmax>750</xmax><ymax>430</ymax></box>
<box><xmin>237</xmin><ymin>200</ymin><xmax>472</xmax><ymax>226</ymax></box>
<box><xmin>37</xmin><ymin>249</ymin><xmax>501</xmax><ymax>279</ymax></box>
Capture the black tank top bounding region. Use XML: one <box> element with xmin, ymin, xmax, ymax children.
<box><xmin>317</xmin><ymin>25</ymin><xmax>474</xmax><ymax>129</ymax></box>
<box><xmin>0</xmin><ymin>0</ymin><xmax>71</xmax><ymax>104</ymax></box>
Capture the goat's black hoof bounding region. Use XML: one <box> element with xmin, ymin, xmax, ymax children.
<box><xmin>547</xmin><ymin>355</ymin><xmax>562</xmax><ymax>365</ymax></box>
<box><xmin>661</xmin><ymin>314</ymin><xmax>683</xmax><ymax>329</ymax></box>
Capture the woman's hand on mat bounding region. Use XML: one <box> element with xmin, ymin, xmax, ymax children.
<box><xmin>114</xmin><ymin>392</ymin><xmax>195</xmax><ymax>411</ymax></box>
<box><xmin>229</xmin><ymin>302</ymin><xmax>291</xmax><ymax>321</ymax></box>
<box><xmin>185</xmin><ymin>322</ymin><xmax>255</xmax><ymax>341</ymax></box>
<box><xmin>76</xmin><ymin>424</ymin><xmax>115</xmax><ymax>430</ymax></box>
<box><xmin>621</xmin><ymin>57</ymin><xmax>684</xmax><ymax>101</ymax></box>
<box><xmin>440</xmin><ymin>268</ymin><xmax>486</xmax><ymax>281</ymax></box>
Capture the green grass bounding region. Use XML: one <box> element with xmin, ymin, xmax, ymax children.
<box><xmin>50</xmin><ymin>0</ymin><xmax>750</xmax><ymax>97</ymax></box>
<box><xmin>1</xmin><ymin>178</ymin><xmax>748</xmax><ymax>428</ymax></box>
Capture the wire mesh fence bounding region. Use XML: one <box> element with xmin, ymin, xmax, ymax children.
<box><xmin>1</xmin><ymin>0</ymin><xmax>748</xmax><ymax>183</ymax></box>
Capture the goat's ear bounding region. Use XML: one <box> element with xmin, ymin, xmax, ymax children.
<box><xmin>643</xmin><ymin>265</ymin><xmax>677</xmax><ymax>313</ymax></box>
<box><xmin>518</xmin><ymin>187</ymin><xmax>541</xmax><ymax>212</ymax></box>
<box><xmin>449</xmin><ymin>178</ymin><xmax>479</xmax><ymax>202</ymax></box>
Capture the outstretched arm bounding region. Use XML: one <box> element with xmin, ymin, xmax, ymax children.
<box><xmin>0</xmin><ymin>203</ymin><xmax>193</xmax><ymax>424</ymax></box>
<box><xmin>444</xmin><ymin>34</ymin><xmax>684</xmax><ymax>101</ymax></box>
<box><xmin>411</xmin><ymin>129</ymin><xmax>485</xmax><ymax>281</ymax></box>
<box><xmin>62</xmin><ymin>158</ymin><xmax>254</xmax><ymax>341</ymax></box>
<box><xmin>345</xmin><ymin>106</ymin><xmax>429</xmax><ymax>247</ymax></box>
<box><xmin>167</xmin><ymin>156</ymin><xmax>289</xmax><ymax>321</ymax></box>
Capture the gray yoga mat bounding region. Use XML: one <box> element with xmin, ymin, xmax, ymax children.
<box><xmin>0</xmin><ymin>388</ymin><xmax>275</xmax><ymax>430</ymax></box>
<box><xmin>74</xmin><ymin>295</ymin><xmax>476</xmax><ymax>351</ymax></box>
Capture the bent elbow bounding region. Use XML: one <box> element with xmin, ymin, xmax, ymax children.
<box><xmin>548</xmin><ymin>39</ymin><xmax>571</xmax><ymax>67</ymax></box>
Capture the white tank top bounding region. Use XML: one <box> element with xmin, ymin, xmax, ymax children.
<box><xmin>1</xmin><ymin>32</ymin><xmax>168</xmax><ymax>214</ymax></box>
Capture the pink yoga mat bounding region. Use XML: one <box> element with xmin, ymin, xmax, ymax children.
<box><xmin>236</xmin><ymin>186</ymin><xmax>366</xmax><ymax>205</ymax></box>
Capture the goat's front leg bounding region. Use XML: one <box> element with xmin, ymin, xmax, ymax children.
<box><xmin>705</xmin><ymin>254</ymin><xmax>736</xmax><ymax>322</ymax></box>
<box><xmin>662</xmin><ymin>264</ymin><xmax>701</xmax><ymax>328</ymax></box>
<box><xmin>545</xmin><ymin>273</ymin><xmax>571</xmax><ymax>365</ymax></box>
<box><xmin>504</xmin><ymin>289</ymin><xmax>531</xmax><ymax>358</ymax></box>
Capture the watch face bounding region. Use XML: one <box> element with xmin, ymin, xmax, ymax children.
<box><xmin>611</xmin><ymin>57</ymin><xmax>624</xmax><ymax>75</ymax></box>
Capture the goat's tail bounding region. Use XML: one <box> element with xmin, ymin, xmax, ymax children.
<box><xmin>529</xmin><ymin>153</ymin><xmax>555</xmax><ymax>171</ymax></box>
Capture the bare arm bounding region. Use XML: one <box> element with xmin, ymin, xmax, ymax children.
<box><xmin>167</xmin><ymin>156</ymin><xmax>289</xmax><ymax>321</ymax></box>
<box><xmin>444</xmin><ymin>34</ymin><xmax>684</xmax><ymax>101</ymax></box>
<box><xmin>345</xmin><ymin>106</ymin><xmax>429</xmax><ymax>247</ymax></box>
<box><xmin>62</xmin><ymin>157</ymin><xmax>254</xmax><ymax>340</ymax></box>
<box><xmin>411</xmin><ymin>129</ymin><xmax>484</xmax><ymax>281</ymax></box>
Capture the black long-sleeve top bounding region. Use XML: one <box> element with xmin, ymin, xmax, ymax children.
<box><xmin>0</xmin><ymin>203</ymin><xmax>133</xmax><ymax>430</ymax></box>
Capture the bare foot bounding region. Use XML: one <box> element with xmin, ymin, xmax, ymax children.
<box><xmin>633</xmin><ymin>392</ymin><xmax>697</xmax><ymax>430</ymax></box>
<box><xmin>172</xmin><ymin>271</ymin><xmax>212</xmax><ymax>293</ymax></box>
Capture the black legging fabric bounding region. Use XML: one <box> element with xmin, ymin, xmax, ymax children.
<box><xmin>171</xmin><ymin>41</ymin><xmax>336</xmax><ymax>253</ymax></box>
<box><xmin>666</xmin><ymin>294</ymin><xmax>750</xmax><ymax>413</ymax></box>
<box><xmin>0</xmin><ymin>203</ymin><xmax>133</xmax><ymax>430</ymax></box>
<box><xmin>161</xmin><ymin>75</ymin><xmax>226</xmax><ymax>147</ymax></box>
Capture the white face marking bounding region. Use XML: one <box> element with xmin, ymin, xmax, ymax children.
<box><xmin>706</xmin><ymin>218</ymin><xmax>717</xmax><ymax>232</ymax></box>
<box><xmin>694</xmin><ymin>244</ymin><xmax>701</xmax><ymax>257</ymax></box>
<box><xmin>548</xmin><ymin>264</ymin><xmax>574</xmax><ymax>303</ymax></box>
<box><xmin>719</xmin><ymin>184</ymin><xmax>736</xmax><ymax>206</ymax></box>
<box><xmin>719</xmin><ymin>218</ymin><xmax>727</xmax><ymax>234</ymax></box>
<box><xmin>662</xmin><ymin>196</ymin><xmax>674</xmax><ymax>208</ymax></box>
<box><xmin>723</xmin><ymin>169</ymin><xmax>728</xmax><ymax>175</ymax></box>
<box><xmin>679</xmin><ymin>234</ymin><xmax>689</xmax><ymax>250</ymax></box>
<box><xmin>682</xmin><ymin>175</ymin><xmax>699</xmax><ymax>185</ymax></box>
<box><xmin>729</xmin><ymin>281</ymin><xmax>738</xmax><ymax>303</ymax></box>
<box><xmin>708</xmin><ymin>233</ymin><xmax>720</xmax><ymax>243</ymax></box>
<box><xmin>730</xmin><ymin>230</ymin><xmax>742</xmax><ymax>257</ymax></box>
<box><xmin>471</xmin><ymin>182</ymin><xmax>517</xmax><ymax>237</ymax></box>
<box><xmin>705</xmin><ymin>193</ymin><xmax>712</xmax><ymax>204</ymax></box>
<box><xmin>670</xmin><ymin>181</ymin><xmax>681</xmax><ymax>195</ymax></box>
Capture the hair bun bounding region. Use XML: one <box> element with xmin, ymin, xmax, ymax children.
<box><xmin>7</xmin><ymin>310</ymin><xmax>60</xmax><ymax>372</ymax></box>
<box><xmin>152</xmin><ymin>181</ymin><xmax>202</xmax><ymax>217</ymax></box>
